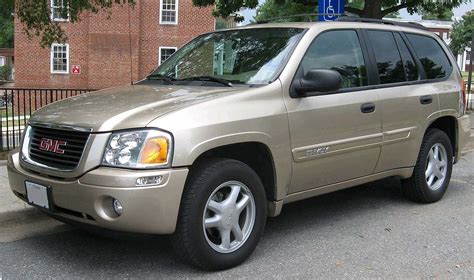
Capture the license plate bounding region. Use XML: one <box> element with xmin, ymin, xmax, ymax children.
<box><xmin>25</xmin><ymin>181</ymin><xmax>50</xmax><ymax>210</ymax></box>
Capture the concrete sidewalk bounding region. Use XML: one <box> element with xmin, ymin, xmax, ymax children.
<box><xmin>0</xmin><ymin>113</ymin><xmax>473</xmax><ymax>217</ymax></box>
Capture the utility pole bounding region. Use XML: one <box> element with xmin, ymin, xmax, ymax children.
<box><xmin>467</xmin><ymin>30</ymin><xmax>473</xmax><ymax>110</ymax></box>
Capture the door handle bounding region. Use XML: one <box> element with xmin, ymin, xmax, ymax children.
<box><xmin>361</xmin><ymin>103</ymin><xmax>376</xmax><ymax>113</ymax></box>
<box><xmin>420</xmin><ymin>95</ymin><xmax>433</xmax><ymax>105</ymax></box>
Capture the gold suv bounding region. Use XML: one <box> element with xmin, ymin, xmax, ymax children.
<box><xmin>8</xmin><ymin>18</ymin><xmax>471</xmax><ymax>270</ymax></box>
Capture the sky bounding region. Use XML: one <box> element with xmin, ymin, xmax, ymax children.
<box><xmin>240</xmin><ymin>1</ymin><xmax>473</xmax><ymax>24</ymax></box>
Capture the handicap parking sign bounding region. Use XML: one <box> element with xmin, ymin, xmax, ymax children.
<box><xmin>318</xmin><ymin>0</ymin><xmax>344</xmax><ymax>21</ymax></box>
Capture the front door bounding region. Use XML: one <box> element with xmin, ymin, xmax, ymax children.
<box><xmin>285</xmin><ymin>29</ymin><xmax>383</xmax><ymax>194</ymax></box>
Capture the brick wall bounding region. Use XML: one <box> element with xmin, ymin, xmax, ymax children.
<box><xmin>14</xmin><ymin>0</ymin><xmax>215</xmax><ymax>89</ymax></box>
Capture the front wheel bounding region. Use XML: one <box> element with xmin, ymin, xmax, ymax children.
<box><xmin>401</xmin><ymin>129</ymin><xmax>453</xmax><ymax>203</ymax></box>
<box><xmin>172</xmin><ymin>158</ymin><xmax>267</xmax><ymax>270</ymax></box>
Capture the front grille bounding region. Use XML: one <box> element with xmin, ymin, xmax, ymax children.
<box><xmin>28</xmin><ymin>126</ymin><xmax>90</xmax><ymax>170</ymax></box>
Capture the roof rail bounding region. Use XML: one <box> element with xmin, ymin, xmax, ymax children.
<box><xmin>255</xmin><ymin>13</ymin><xmax>348</xmax><ymax>24</ymax></box>
<box><xmin>336</xmin><ymin>16</ymin><xmax>428</xmax><ymax>31</ymax></box>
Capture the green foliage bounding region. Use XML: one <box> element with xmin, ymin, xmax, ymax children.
<box><xmin>421</xmin><ymin>7</ymin><xmax>454</xmax><ymax>21</ymax></box>
<box><xmin>0</xmin><ymin>64</ymin><xmax>13</xmax><ymax>81</ymax></box>
<box><xmin>450</xmin><ymin>10</ymin><xmax>474</xmax><ymax>56</ymax></box>
<box><xmin>255</xmin><ymin>0</ymin><xmax>315</xmax><ymax>22</ymax></box>
<box><xmin>0</xmin><ymin>0</ymin><xmax>14</xmax><ymax>48</ymax></box>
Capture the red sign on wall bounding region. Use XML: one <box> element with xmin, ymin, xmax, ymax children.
<box><xmin>72</xmin><ymin>65</ymin><xmax>81</xmax><ymax>75</ymax></box>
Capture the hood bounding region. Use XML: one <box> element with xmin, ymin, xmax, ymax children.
<box><xmin>29</xmin><ymin>84</ymin><xmax>241</xmax><ymax>132</ymax></box>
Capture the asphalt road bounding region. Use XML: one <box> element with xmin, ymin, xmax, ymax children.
<box><xmin>0</xmin><ymin>152</ymin><xmax>473</xmax><ymax>279</ymax></box>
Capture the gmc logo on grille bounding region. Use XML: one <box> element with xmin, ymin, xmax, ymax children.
<box><xmin>39</xmin><ymin>138</ymin><xmax>67</xmax><ymax>154</ymax></box>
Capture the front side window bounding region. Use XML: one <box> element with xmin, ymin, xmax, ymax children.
<box><xmin>300</xmin><ymin>30</ymin><xmax>368</xmax><ymax>89</ymax></box>
<box><xmin>160</xmin><ymin>0</ymin><xmax>178</xmax><ymax>24</ymax></box>
<box><xmin>366</xmin><ymin>30</ymin><xmax>405</xmax><ymax>84</ymax></box>
<box><xmin>150</xmin><ymin>28</ymin><xmax>305</xmax><ymax>85</ymax></box>
<box><xmin>51</xmin><ymin>0</ymin><xmax>68</xmax><ymax>21</ymax></box>
<box><xmin>50</xmin><ymin>43</ymin><xmax>69</xmax><ymax>74</ymax></box>
<box><xmin>406</xmin><ymin>33</ymin><xmax>452</xmax><ymax>79</ymax></box>
<box><xmin>159</xmin><ymin>47</ymin><xmax>177</xmax><ymax>65</ymax></box>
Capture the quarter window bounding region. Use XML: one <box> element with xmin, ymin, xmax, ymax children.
<box><xmin>406</xmin><ymin>33</ymin><xmax>452</xmax><ymax>79</ymax></box>
<box><xmin>366</xmin><ymin>31</ymin><xmax>405</xmax><ymax>84</ymax></box>
<box><xmin>51</xmin><ymin>0</ymin><xmax>68</xmax><ymax>21</ymax></box>
<box><xmin>50</xmin><ymin>43</ymin><xmax>69</xmax><ymax>74</ymax></box>
<box><xmin>394</xmin><ymin>33</ymin><xmax>418</xmax><ymax>81</ymax></box>
<box><xmin>160</xmin><ymin>0</ymin><xmax>178</xmax><ymax>24</ymax></box>
<box><xmin>159</xmin><ymin>47</ymin><xmax>177</xmax><ymax>65</ymax></box>
<box><xmin>300</xmin><ymin>30</ymin><xmax>368</xmax><ymax>89</ymax></box>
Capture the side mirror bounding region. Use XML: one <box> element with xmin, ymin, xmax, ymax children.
<box><xmin>293</xmin><ymin>69</ymin><xmax>342</xmax><ymax>96</ymax></box>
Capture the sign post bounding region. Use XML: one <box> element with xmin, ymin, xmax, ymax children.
<box><xmin>318</xmin><ymin>0</ymin><xmax>345</xmax><ymax>22</ymax></box>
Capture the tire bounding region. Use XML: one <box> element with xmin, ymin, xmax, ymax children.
<box><xmin>401</xmin><ymin>129</ymin><xmax>453</xmax><ymax>203</ymax></box>
<box><xmin>172</xmin><ymin>158</ymin><xmax>267</xmax><ymax>270</ymax></box>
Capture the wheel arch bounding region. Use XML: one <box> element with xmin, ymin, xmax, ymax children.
<box><xmin>424</xmin><ymin>115</ymin><xmax>457</xmax><ymax>160</ymax></box>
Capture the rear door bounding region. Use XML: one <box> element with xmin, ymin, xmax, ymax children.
<box><xmin>365</xmin><ymin>30</ymin><xmax>449</xmax><ymax>172</ymax></box>
<box><xmin>285</xmin><ymin>29</ymin><xmax>383</xmax><ymax>194</ymax></box>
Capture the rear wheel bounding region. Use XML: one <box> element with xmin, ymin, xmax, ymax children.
<box><xmin>401</xmin><ymin>129</ymin><xmax>453</xmax><ymax>203</ymax></box>
<box><xmin>172</xmin><ymin>158</ymin><xmax>266</xmax><ymax>270</ymax></box>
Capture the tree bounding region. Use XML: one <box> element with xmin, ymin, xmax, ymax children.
<box><xmin>0</xmin><ymin>0</ymin><xmax>14</xmax><ymax>48</ymax></box>
<box><xmin>421</xmin><ymin>7</ymin><xmax>454</xmax><ymax>21</ymax></box>
<box><xmin>208</xmin><ymin>0</ymin><xmax>470</xmax><ymax>21</ymax></box>
<box><xmin>450</xmin><ymin>10</ymin><xmax>474</xmax><ymax>57</ymax></box>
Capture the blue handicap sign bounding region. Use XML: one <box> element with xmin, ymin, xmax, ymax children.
<box><xmin>318</xmin><ymin>0</ymin><xmax>345</xmax><ymax>21</ymax></box>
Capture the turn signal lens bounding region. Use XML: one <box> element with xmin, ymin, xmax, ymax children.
<box><xmin>140</xmin><ymin>137</ymin><xmax>169</xmax><ymax>164</ymax></box>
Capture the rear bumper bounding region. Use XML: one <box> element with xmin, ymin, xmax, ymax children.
<box><xmin>7</xmin><ymin>151</ymin><xmax>189</xmax><ymax>234</ymax></box>
<box><xmin>455</xmin><ymin>114</ymin><xmax>471</xmax><ymax>163</ymax></box>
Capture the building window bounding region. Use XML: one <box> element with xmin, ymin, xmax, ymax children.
<box><xmin>51</xmin><ymin>0</ymin><xmax>69</xmax><ymax>21</ymax></box>
<box><xmin>159</xmin><ymin>47</ymin><xmax>177</xmax><ymax>65</ymax></box>
<box><xmin>160</xmin><ymin>0</ymin><xmax>178</xmax><ymax>24</ymax></box>
<box><xmin>0</xmin><ymin>56</ymin><xmax>5</xmax><ymax>66</ymax></box>
<box><xmin>50</xmin><ymin>43</ymin><xmax>69</xmax><ymax>74</ymax></box>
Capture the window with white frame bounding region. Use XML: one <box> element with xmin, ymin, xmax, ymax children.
<box><xmin>51</xmin><ymin>0</ymin><xmax>69</xmax><ymax>21</ymax></box>
<box><xmin>159</xmin><ymin>47</ymin><xmax>177</xmax><ymax>65</ymax></box>
<box><xmin>0</xmin><ymin>56</ymin><xmax>5</xmax><ymax>66</ymax></box>
<box><xmin>51</xmin><ymin>43</ymin><xmax>69</xmax><ymax>74</ymax></box>
<box><xmin>160</xmin><ymin>0</ymin><xmax>178</xmax><ymax>24</ymax></box>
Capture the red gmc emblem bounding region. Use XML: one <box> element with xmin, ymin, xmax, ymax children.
<box><xmin>39</xmin><ymin>138</ymin><xmax>67</xmax><ymax>154</ymax></box>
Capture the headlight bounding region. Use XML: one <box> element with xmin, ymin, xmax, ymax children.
<box><xmin>102</xmin><ymin>129</ymin><xmax>172</xmax><ymax>168</ymax></box>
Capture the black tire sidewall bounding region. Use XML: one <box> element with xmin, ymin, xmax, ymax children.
<box><xmin>417</xmin><ymin>130</ymin><xmax>453</xmax><ymax>202</ymax></box>
<box><xmin>179</xmin><ymin>159</ymin><xmax>267</xmax><ymax>270</ymax></box>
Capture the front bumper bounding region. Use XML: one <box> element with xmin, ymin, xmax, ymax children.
<box><xmin>7</xmin><ymin>151</ymin><xmax>189</xmax><ymax>234</ymax></box>
<box><xmin>455</xmin><ymin>114</ymin><xmax>471</xmax><ymax>163</ymax></box>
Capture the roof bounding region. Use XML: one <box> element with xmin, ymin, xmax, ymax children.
<box><xmin>385</xmin><ymin>18</ymin><xmax>454</xmax><ymax>30</ymax></box>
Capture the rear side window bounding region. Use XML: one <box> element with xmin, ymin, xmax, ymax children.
<box><xmin>366</xmin><ymin>30</ymin><xmax>405</xmax><ymax>84</ymax></box>
<box><xmin>300</xmin><ymin>30</ymin><xmax>368</xmax><ymax>88</ymax></box>
<box><xmin>405</xmin><ymin>33</ymin><xmax>452</xmax><ymax>79</ymax></box>
<box><xmin>394</xmin><ymin>33</ymin><xmax>418</xmax><ymax>81</ymax></box>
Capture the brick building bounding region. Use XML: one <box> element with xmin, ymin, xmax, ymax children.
<box><xmin>14</xmin><ymin>0</ymin><xmax>215</xmax><ymax>89</ymax></box>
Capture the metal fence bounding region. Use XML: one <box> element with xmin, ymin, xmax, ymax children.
<box><xmin>0</xmin><ymin>88</ymin><xmax>95</xmax><ymax>152</ymax></box>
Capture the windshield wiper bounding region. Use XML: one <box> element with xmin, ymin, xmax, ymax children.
<box><xmin>147</xmin><ymin>74</ymin><xmax>175</xmax><ymax>85</ymax></box>
<box><xmin>179</xmin><ymin>76</ymin><xmax>233</xmax><ymax>87</ymax></box>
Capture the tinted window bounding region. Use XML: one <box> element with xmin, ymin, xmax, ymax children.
<box><xmin>406</xmin><ymin>33</ymin><xmax>452</xmax><ymax>79</ymax></box>
<box><xmin>301</xmin><ymin>30</ymin><xmax>368</xmax><ymax>88</ymax></box>
<box><xmin>367</xmin><ymin>31</ymin><xmax>405</xmax><ymax>84</ymax></box>
<box><xmin>394</xmin><ymin>33</ymin><xmax>418</xmax><ymax>81</ymax></box>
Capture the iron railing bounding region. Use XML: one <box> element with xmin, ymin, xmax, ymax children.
<box><xmin>0</xmin><ymin>88</ymin><xmax>95</xmax><ymax>151</ymax></box>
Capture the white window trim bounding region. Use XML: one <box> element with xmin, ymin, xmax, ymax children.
<box><xmin>51</xmin><ymin>0</ymin><xmax>70</xmax><ymax>22</ymax></box>
<box><xmin>50</xmin><ymin>43</ymin><xmax>70</xmax><ymax>74</ymax></box>
<box><xmin>159</xmin><ymin>46</ymin><xmax>177</xmax><ymax>65</ymax></box>
<box><xmin>0</xmin><ymin>56</ymin><xmax>5</xmax><ymax>66</ymax></box>
<box><xmin>159</xmin><ymin>0</ymin><xmax>179</xmax><ymax>25</ymax></box>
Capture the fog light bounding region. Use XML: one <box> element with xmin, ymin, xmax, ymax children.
<box><xmin>136</xmin><ymin>175</ymin><xmax>163</xmax><ymax>186</ymax></box>
<box><xmin>112</xmin><ymin>199</ymin><xmax>123</xmax><ymax>216</ymax></box>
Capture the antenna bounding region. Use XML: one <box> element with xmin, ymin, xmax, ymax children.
<box><xmin>127</xmin><ymin>3</ymin><xmax>133</xmax><ymax>86</ymax></box>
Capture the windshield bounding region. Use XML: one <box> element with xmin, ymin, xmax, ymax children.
<box><xmin>148</xmin><ymin>28</ymin><xmax>305</xmax><ymax>85</ymax></box>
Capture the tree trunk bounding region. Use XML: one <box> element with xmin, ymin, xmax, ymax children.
<box><xmin>361</xmin><ymin>0</ymin><xmax>383</xmax><ymax>19</ymax></box>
